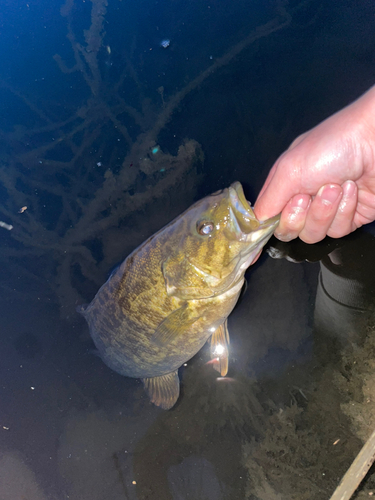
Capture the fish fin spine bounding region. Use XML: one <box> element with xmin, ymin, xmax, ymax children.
<box><xmin>210</xmin><ymin>319</ymin><xmax>230</xmax><ymax>377</ymax></box>
<box><xmin>142</xmin><ymin>371</ymin><xmax>180</xmax><ymax>410</ymax></box>
<box><xmin>151</xmin><ymin>304</ymin><xmax>196</xmax><ymax>346</ymax></box>
<box><xmin>76</xmin><ymin>304</ymin><xmax>88</xmax><ymax>315</ymax></box>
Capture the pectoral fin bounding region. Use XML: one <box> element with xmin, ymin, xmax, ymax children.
<box><xmin>210</xmin><ymin>320</ymin><xmax>230</xmax><ymax>376</ymax></box>
<box><xmin>151</xmin><ymin>304</ymin><xmax>196</xmax><ymax>346</ymax></box>
<box><xmin>142</xmin><ymin>371</ymin><xmax>180</xmax><ymax>410</ymax></box>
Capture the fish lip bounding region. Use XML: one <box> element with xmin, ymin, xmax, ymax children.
<box><xmin>230</xmin><ymin>182</ymin><xmax>250</xmax><ymax>209</ymax></box>
<box><xmin>243</xmin><ymin>213</ymin><xmax>280</xmax><ymax>249</ymax></box>
<box><xmin>228</xmin><ymin>182</ymin><xmax>280</xmax><ymax>270</ymax></box>
<box><xmin>232</xmin><ymin>215</ymin><xmax>280</xmax><ymax>278</ymax></box>
<box><xmin>257</xmin><ymin>213</ymin><xmax>281</xmax><ymax>232</ymax></box>
<box><xmin>228</xmin><ymin>182</ymin><xmax>259</xmax><ymax>234</ymax></box>
<box><xmin>228</xmin><ymin>182</ymin><xmax>280</xmax><ymax>239</ymax></box>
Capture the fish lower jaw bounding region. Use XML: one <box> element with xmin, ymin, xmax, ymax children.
<box><xmin>240</xmin><ymin>229</ymin><xmax>277</xmax><ymax>270</ymax></box>
<box><xmin>238</xmin><ymin>247</ymin><xmax>263</xmax><ymax>272</ymax></box>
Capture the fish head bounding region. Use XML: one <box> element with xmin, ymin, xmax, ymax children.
<box><xmin>163</xmin><ymin>181</ymin><xmax>280</xmax><ymax>299</ymax></box>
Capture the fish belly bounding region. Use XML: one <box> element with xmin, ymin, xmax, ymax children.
<box><xmin>81</xmin><ymin>279</ymin><xmax>241</xmax><ymax>379</ymax></box>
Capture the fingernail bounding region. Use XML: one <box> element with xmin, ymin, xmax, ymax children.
<box><xmin>274</xmin><ymin>232</ymin><xmax>292</xmax><ymax>242</ymax></box>
<box><xmin>342</xmin><ymin>180</ymin><xmax>356</xmax><ymax>198</ymax></box>
<box><xmin>317</xmin><ymin>184</ymin><xmax>342</xmax><ymax>205</ymax></box>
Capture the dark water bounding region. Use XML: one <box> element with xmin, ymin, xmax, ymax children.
<box><xmin>1</xmin><ymin>0</ymin><xmax>375</xmax><ymax>498</ymax></box>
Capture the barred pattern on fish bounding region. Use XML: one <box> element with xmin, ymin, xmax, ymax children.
<box><xmin>79</xmin><ymin>182</ymin><xmax>279</xmax><ymax>409</ymax></box>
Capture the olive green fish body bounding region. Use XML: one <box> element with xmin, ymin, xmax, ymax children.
<box><xmin>80</xmin><ymin>182</ymin><xmax>279</xmax><ymax>409</ymax></box>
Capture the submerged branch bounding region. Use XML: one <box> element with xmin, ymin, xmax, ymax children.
<box><xmin>0</xmin><ymin>0</ymin><xmax>308</xmax><ymax>312</ymax></box>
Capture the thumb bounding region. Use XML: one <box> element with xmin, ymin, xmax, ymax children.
<box><xmin>254</xmin><ymin>161</ymin><xmax>301</xmax><ymax>221</ymax></box>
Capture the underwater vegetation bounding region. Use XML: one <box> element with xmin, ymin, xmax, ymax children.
<box><xmin>0</xmin><ymin>0</ymin><xmax>305</xmax><ymax>315</ymax></box>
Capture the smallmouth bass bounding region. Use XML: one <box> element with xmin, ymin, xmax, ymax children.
<box><xmin>79</xmin><ymin>182</ymin><xmax>279</xmax><ymax>409</ymax></box>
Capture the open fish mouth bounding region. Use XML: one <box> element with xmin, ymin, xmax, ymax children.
<box><xmin>224</xmin><ymin>182</ymin><xmax>280</xmax><ymax>280</ymax></box>
<box><xmin>181</xmin><ymin>182</ymin><xmax>280</xmax><ymax>295</ymax></box>
<box><xmin>228</xmin><ymin>182</ymin><xmax>259</xmax><ymax>234</ymax></box>
<box><xmin>227</xmin><ymin>182</ymin><xmax>280</xmax><ymax>241</ymax></box>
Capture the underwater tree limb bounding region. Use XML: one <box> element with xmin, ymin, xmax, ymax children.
<box><xmin>329</xmin><ymin>429</ymin><xmax>375</xmax><ymax>500</ymax></box>
<box><xmin>0</xmin><ymin>0</ymin><xmax>314</xmax><ymax>313</ymax></box>
<box><xmin>63</xmin><ymin>139</ymin><xmax>204</xmax><ymax>245</ymax></box>
<box><xmin>56</xmin><ymin>0</ymin><xmax>108</xmax><ymax>95</ymax></box>
<box><xmin>58</xmin><ymin>12</ymin><xmax>292</xmax><ymax>247</ymax></box>
<box><xmin>103</xmin><ymin>105</ymin><xmax>133</xmax><ymax>147</ymax></box>
<box><xmin>136</xmin><ymin>14</ymin><xmax>292</xmax><ymax>152</ymax></box>
<box><xmin>0</xmin><ymin>80</ymin><xmax>52</xmax><ymax>124</ymax></box>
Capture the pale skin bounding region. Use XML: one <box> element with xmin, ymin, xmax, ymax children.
<box><xmin>254</xmin><ymin>85</ymin><xmax>375</xmax><ymax>244</ymax></box>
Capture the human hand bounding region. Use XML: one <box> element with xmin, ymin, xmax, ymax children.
<box><xmin>254</xmin><ymin>86</ymin><xmax>375</xmax><ymax>243</ymax></box>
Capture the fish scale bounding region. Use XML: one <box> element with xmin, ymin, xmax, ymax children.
<box><xmin>79</xmin><ymin>182</ymin><xmax>280</xmax><ymax>409</ymax></box>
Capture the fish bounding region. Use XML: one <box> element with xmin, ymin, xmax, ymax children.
<box><xmin>78</xmin><ymin>182</ymin><xmax>279</xmax><ymax>409</ymax></box>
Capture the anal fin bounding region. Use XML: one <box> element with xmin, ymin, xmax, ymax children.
<box><xmin>210</xmin><ymin>320</ymin><xmax>230</xmax><ymax>377</ymax></box>
<box><xmin>142</xmin><ymin>371</ymin><xmax>180</xmax><ymax>410</ymax></box>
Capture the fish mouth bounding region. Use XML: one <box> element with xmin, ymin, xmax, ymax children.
<box><xmin>185</xmin><ymin>182</ymin><xmax>279</xmax><ymax>295</ymax></box>
<box><xmin>228</xmin><ymin>182</ymin><xmax>259</xmax><ymax>234</ymax></box>
<box><xmin>225</xmin><ymin>182</ymin><xmax>280</xmax><ymax>282</ymax></box>
<box><xmin>228</xmin><ymin>182</ymin><xmax>280</xmax><ymax>240</ymax></box>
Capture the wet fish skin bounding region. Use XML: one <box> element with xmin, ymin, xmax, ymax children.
<box><xmin>79</xmin><ymin>182</ymin><xmax>280</xmax><ymax>409</ymax></box>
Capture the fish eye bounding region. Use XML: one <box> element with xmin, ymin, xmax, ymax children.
<box><xmin>197</xmin><ymin>221</ymin><xmax>214</xmax><ymax>236</ymax></box>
